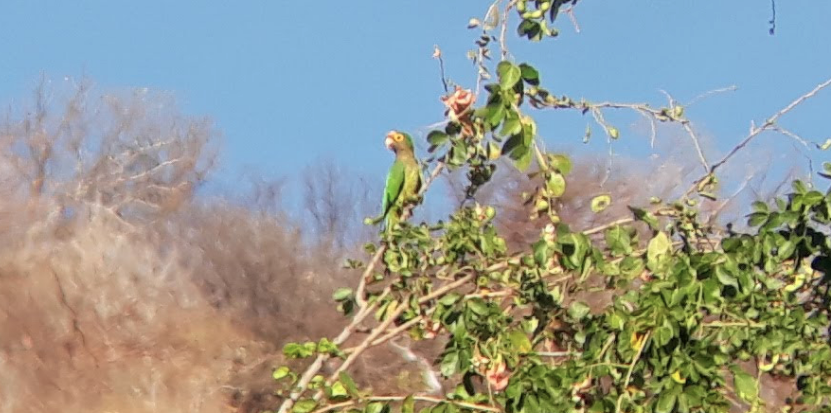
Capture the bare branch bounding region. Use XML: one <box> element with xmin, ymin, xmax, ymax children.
<box><xmin>685</xmin><ymin>85</ymin><xmax>738</xmax><ymax>107</ymax></box>
<box><xmin>690</xmin><ymin>75</ymin><xmax>831</xmax><ymax>195</ymax></box>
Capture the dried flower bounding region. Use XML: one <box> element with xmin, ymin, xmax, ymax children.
<box><xmin>441</xmin><ymin>86</ymin><xmax>476</xmax><ymax>120</ymax></box>
<box><xmin>485</xmin><ymin>360</ymin><xmax>510</xmax><ymax>392</ymax></box>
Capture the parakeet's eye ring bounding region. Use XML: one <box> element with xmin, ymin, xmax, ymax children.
<box><xmin>394</xmin><ymin>134</ymin><xmax>403</xmax><ymax>141</ymax></box>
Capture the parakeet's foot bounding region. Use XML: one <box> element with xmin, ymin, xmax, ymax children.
<box><xmin>364</xmin><ymin>216</ymin><xmax>384</xmax><ymax>226</ymax></box>
<box><xmin>404</xmin><ymin>194</ymin><xmax>423</xmax><ymax>205</ymax></box>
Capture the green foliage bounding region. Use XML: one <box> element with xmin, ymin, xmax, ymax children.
<box><xmin>275</xmin><ymin>3</ymin><xmax>831</xmax><ymax>413</ymax></box>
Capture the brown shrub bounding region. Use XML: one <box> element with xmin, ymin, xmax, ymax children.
<box><xmin>0</xmin><ymin>78</ymin><xmax>442</xmax><ymax>413</ymax></box>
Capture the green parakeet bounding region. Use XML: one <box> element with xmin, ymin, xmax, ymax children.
<box><xmin>365</xmin><ymin>130</ymin><xmax>423</xmax><ymax>232</ymax></box>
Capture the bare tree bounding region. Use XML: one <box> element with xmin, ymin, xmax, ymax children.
<box><xmin>302</xmin><ymin>160</ymin><xmax>376</xmax><ymax>252</ymax></box>
<box><xmin>0</xmin><ymin>76</ymin><xmax>217</xmax><ymax>225</ymax></box>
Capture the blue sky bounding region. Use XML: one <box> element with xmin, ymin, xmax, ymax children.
<box><xmin>1</xmin><ymin>1</ymin><xmax>829</xmax><ymax>210</ymax></box>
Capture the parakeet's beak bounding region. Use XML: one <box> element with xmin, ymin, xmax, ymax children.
<box><xmin>384</xmin><ymin>131</ymin><xmax>396</xmax><ymax>150</ymax></box>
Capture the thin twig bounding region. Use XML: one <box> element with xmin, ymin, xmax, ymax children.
<box><xmin>433</xmin><ymin>45</ymin><xmax>450</xmax><ymax>93</ymax></box>
<box><xmin>685</xmin><ymin>85</ymin><xmax>738</xmax><ymax>107</ymax></box>
<box><xmin>419</xmin><ymin>273</ymin><xmax>475</xmax><ymax>304</ymax></box>
<box><xmin>681</xmin><ymin>120</ymin><xmax>709</xmax><ymax>173</ymax></box>
<box><xmin>659</xmin><ymin>89</ymin><xmax>708</xmax><ymax>172</ymax></box>
<box><xmin>615</xmin><ymin>331</ymin><xmax>651</xmax><ymax>413</ymax></box>
<box><xmin>706</xmin><ymin>174</ymin><xmax>752</xmax><ymax>225</ymax></box>
<box><xmin>689</xmin><ymin>76</ymin><xmax>831</xmax><ymax>196</ymax></box>
<box><xmin>564</xmin><ymin>4</ymin><xmax>581</xmax><ymax>33</ymax></box>
<box><xmin>499</xmin><ymin>0</ymin><xmax>514</xmax><ymax>60</ymax></box>
<box><xmin>354</xmin><ymin>248</ymin><xmax>385</xmax><ymax>308</ymax></box>
<box><xmin>582</xmin><ymin>218</ymin><xmax>634</xmax><ymax>236</ymax></box>
<box><xmin>770</xmin><ymin>125</ymin><xmax>811</xmax><ymax>148</ymax></box>
<box><xmin>536</xmin><ymin>351</ymin><xmax>582</xmax><ymax>358</ymax></box>
<box><xmin>712</xmin><ymin>76</ymin><xmax>831</xmax><ymax>173</ymax></box>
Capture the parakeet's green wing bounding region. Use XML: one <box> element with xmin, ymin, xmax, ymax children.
<box><xmin>382</xmin><ymin>159</ymin><xmax>405</xmax><ymax>218</ymax></box>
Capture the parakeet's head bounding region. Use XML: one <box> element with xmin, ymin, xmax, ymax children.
<box><xmin>385</xmin><ymin>130</ymin><xmax>414</xmax><ymax>154</ymax></box>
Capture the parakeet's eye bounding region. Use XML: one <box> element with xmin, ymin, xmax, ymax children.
<box><xmin>394</xmin><ymin>134</ymin><xmax>403</xmax><ymax>141</ymax></box>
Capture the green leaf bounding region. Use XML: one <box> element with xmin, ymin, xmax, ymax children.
<box><xmin>747</xmin><ymin>212</ymin><xmax>768</xmax><ymax>227</ymax></box>
<box><xmin>329</xmin><ymin>381</ymin><xmax>348</xmax><ymax>398</ymax></box>
<box><xmin>803</xmin><ymin>190</ymin><xmax>824</xmax><ymax>207</ymax></box>
<box><xmin>333</xmin><ymin>287</ymin><xmax>353</xmax><ymax>302</ymax></box>
<box><xmin>524</xmin><ymin>394</ymin><xmax>541</xmax><ymax>413</ymax></box>
<box><xmin>519</xmin><ymin>63</ymin><xmax>540</xmax><ymax>85</ymax></box>
<box><xmin>467</xmin><ymin>299</ymin><xmax>489</xmax><ymax>316</ymax></box>
<box><xmin>273</xmin><ymin>366</ymin><xmax>291</xmax><ymax>381</ymax></box>
<box><xmin>439</xmin><ymin>292</ymin><xmax>461</xmax><ymax>306</ymax></box>
<box><xmin>512</xmin><ymin>146</ymin><xmax>532</xmax><ymax>171</ymax></box>
<box><xmin>487</xmin><ymin>141</ymin><xmax>501</xmax><ymax>160</ymax></box>
<box><xmin>702</xmin><ymin>279</ymin><xmax>721</xmax><ymax>304</ymax></box>
<box><xmin>731</xmin><ymin>366</ymin><xmax>758</xmax><ymax>403</ymax></box>
<box><xmin>441</xmin><ymin>351</ymin><xmax>459</xmax><ymax>377</ymax></box>
<box><xmin>590</xmin><ymin>194</ymin><xmax>611</xmax><ymax>212</ymax></box>
<box><xmin>792</xmin><ymin>179</ymin><xmax>808</xmax><ymax>194</ymax></box>
<box><xmin>339</xmin><ymin>372</ymin><xmax>361</xmax><ymax>399</ymax></box>
<box><xmin>402</xmin><ymin>395</ymin><xmax>415</xmax><ymax>413</ymax></box>
<box><xmin>546</xmin><ymin>172</ymin><xmax>566</xmax><ymax>197</ymax></box>
<box><xmin>654</xmin><ymin>323</ymin><xmax>675</xmax><ymax>347</ymax></box>
<box><xmin>568</xmin><ymin>301</ymin><xmax>591</xmax><ymax>320</ymax></box>
<box><xmin>778</xmin><ymin>239</ymin><xmax>796</xmax><ymax>259</ymax></box>
<box><xmin>548</xmin><ymin>153</ymin><xmax>572</xmax><ymax>175</ymax></box>
<box><xmin>647</xmin><ymin>231</ymin><xmax>671</xmax><ymax>271</ymax></box>
<box><xmin>486</xmin><ymin>102</ymin><xmax>506</xmax><ymax>128</ymax></box>
<box><xmin>284</xmin><ymin>342</ymin><xmax>316</xmax><ymax>358</ymax></box>
<box><xmin>427</xmin><ymin>130</ymin><xmax>449</xmax><ymax>146</ymax></box>
<box><xmin>507</xmin><ymin>329</ymin><xmax>533</xmax><ymax>353</ymax></box>
<box><xmin>317</xmin><ymin>337</ymin><xmax>342</xmax><ymax>356</ymax></box>
<box><xmin>655</xmin><ymin>389</ymin><xmax>678</xmax><ymax>413</ymax></box>
<box><xmin>605</xmin><ymin>226</ymin><xmax>632</xmax><ymax>256</ymax></box>
<box><xmin>620</xmin><ymin>256</ymin><xmax>645</xmax><ymax>279</ymax></box>
<box><xmin>517</xmin><ymin>19</ymin><xmax>541</xmax><ymax>40</ymax></box>
<box><xmin>292</xmin><ymin>399</ymin><xmax>318</xmax><ymax>413</ymax></box>
<box><xmin>365</xmin><ymin>402</ymin><xmax>387</xmax><ymax>413</ymax></box>
<box><xmin>820</xmin><ymin>162</ymin><xmax>831</xmax><ymax>179</ymax></box>
<box><xmin>533</xmin><ymin>240</ymin><xmax>550</xmax><ymax>266</ymax></box>
<box><xmin>751</xmin><ymin>201</ymin><xmax>769</xmax><ymax>213</ymax></box>
<box><xmin>497</xmin><ymin>61</ymin><xmax>522</xmax><ymax>89</ymax></box>
<box><xmin>500</xmin><ymin>114</ymin><xmax>522</xmax><ymax>137</ymax></box>
<box><xmin>629</xmin><ymin>206</ymin><xmax>660</xmax><ymax>230</ymax></box>
<box><xmin>715</xmin><ymin>266</ymin><xmax>738</xmax><ymax>288</ymax></box>
<box><xmin>502</xmin><ymin>133</ymin><xmax>523</xmax><ymax>156</ymax></box>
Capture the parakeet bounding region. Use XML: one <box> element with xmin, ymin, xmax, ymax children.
<box><xmin>366</xmin><ymin>130</ymin><xmax>423</xmax><ymax>232</ymax></box>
